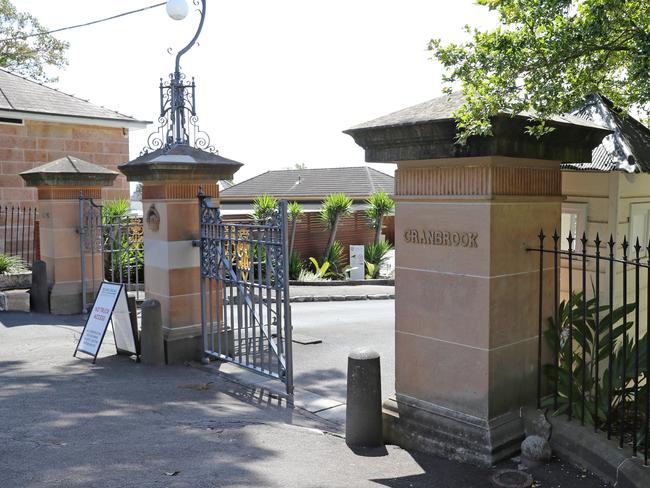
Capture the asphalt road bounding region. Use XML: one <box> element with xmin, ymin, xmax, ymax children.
<box><xmin>291</xmin><ymin>300</ymin><xmax>395</xmax><ymax>404</ymax></box>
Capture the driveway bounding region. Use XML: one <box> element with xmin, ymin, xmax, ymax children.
<box><xmin>291</xmin><ymin>299</ymin><xmax>395</xmax><ymax>404</ymax></box>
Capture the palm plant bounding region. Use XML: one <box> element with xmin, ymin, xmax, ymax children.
<box><xmin>288</xmin><ymin>201</ymin><xmax>303</xmax><ymax>256</ymax></box>
<box><xmin>366</xmin><ymin>191</ymin><xmax>394</xmax><ymax>244</ymax></box>
<box><xmin>251</xmin><ymin>194</ymin><xmax>278</xmax><ymax>222</ymax></box>
<box><xmin>320</xmin><ymin>193</ymin><xmax>352</xmax><ymax>261</ymax></box>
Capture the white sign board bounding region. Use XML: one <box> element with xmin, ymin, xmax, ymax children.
<box><xmin>74</xmin><ymin>283</ymin><xmax>138</xmax><ymax>363</ymax></box>
<box><xmin>349</xmin><ymin>245</ymin><xmax>365</xmax><ymax>281</ymax></box>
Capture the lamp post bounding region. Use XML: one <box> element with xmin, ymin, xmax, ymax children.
<box><xmin>118</xmin><ymin>0</ymin><xmax>242</xmax><ymax>365</ymax></box>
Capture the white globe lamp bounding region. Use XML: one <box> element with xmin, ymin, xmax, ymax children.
<box><xmin>166</xmin><ymin>0</ymin><xmax>189</xmax><ymax>21</ymax></box>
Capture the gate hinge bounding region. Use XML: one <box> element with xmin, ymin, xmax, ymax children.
<box><xmin>191</xmin><ymin>239</ymin><xmax>201</xmax><ymax>247</ymax></box>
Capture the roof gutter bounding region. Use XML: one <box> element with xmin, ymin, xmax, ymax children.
<box><xmin>0</xmin><ymin>109</ymin><xmax>151</xmax><ymax>130</ymax></box>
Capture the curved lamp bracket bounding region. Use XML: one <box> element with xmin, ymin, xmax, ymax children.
<box><xmin>174</xmin><ymin>0</ymin><xmax>207</xmax><ymax>74</ymax></box>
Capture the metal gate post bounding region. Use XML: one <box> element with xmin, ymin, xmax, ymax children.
<box><xmin>280</xmin><ymin>200</ymin><xmax>293</xmax><ymax>395</ymax></box>
<box><xmin>198</xmin><ymin>191</ymin><xmax>209</xmax><ymax>363</ymax></box>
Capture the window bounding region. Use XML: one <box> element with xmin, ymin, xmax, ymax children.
<box><xmin>561</xmin><ymin>203</ymin><xmax>588</xmax><ymax>251</ymax></box>
<box><xmin>629</xmin><ymin>202</ymin><xmax>650</xmax><ymax>256</ymax></box>
<box><xmin>0</xmin><ymin>117</ymin><xmax>23</xmax><ymax>125</ymax></box>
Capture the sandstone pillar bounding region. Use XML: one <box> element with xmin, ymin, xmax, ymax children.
<box><xmin>20</xmin><ymin>156</ymin><xmax>118</xmax><ymax>314</ymax></box>
<box><xmin>344</xmin><ymin>95</ymin><xmax>610</xmax><ymax>465</ymax></box>
<box><xmin>119</xmin><ymin>145</ymin><xmax>242</xmax><ymax>363</ymax></box>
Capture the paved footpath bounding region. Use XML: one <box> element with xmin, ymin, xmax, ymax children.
<box><xmin>0</xmin><ymin>312</ymin><xmax>608</xmax><ymax>488</ymax></box>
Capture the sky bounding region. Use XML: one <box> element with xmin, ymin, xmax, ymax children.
<box><xmin>12</xmin><ymin>0</ymin><xmax>497</xmax><ymax>183</ymax></box>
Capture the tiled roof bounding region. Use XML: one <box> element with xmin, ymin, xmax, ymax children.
<box><xmin>561</xmin><ymin>94</ymin><xmax>650</xmax><ymax>173</ymax></box>
<box><xmin>0</xmin><ymin>68</ymin><xmax>147</xmax><ymax>125</ymax></box>
<box><xmin>349</xmin><ymin>91</ymin><xmax>606</xmax><ymax>131</ymax></box>
<box><xmin>221</xmin><ymin>166</ymin><xmax>394</xmax><ymax>200</ymax></box>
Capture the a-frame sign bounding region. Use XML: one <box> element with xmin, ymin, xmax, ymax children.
<box><xmin>74</xmin><ymin>282</ymin><xmax>139</xmax><ymax>363</ymax></box>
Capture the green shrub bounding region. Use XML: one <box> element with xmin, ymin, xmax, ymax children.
<box><xmin>364</xmin><ymin>241</ymin><xmax>393</xmax><ymax>279</ymax></box>
<box><xmin>307</xmin><ymin>257</ymin><xmax>334</xmax><ymax>280</ymax></box>
<box><xmin>102</xmin><ymin>199</ymin><xmax>130</xmax><ymax>223</ymax></box>
<box><xmin>365</xmin><ymin>241</ymin><xmax>393</xmax><ymax>265</ymax></box>
<box><xmin>101</xmin><ymin>199</ymin><xmax>143</xmax><ymax>284</ymax></box>
<box><xmin>326</xmin><ymin>240</ymin><xmax>348</xmax><ymax>279</ymax></box>
<box><xmin>297</xmin><ymin>269</ymin><xmax>327</xmax><ymax>282</ymax></box>
<box><xmin>289</xmin><ymin>251</ymin><xmax>303</xmax><ymax>280</ymax></box>
<box><xmin>0</xmin><ymin>254</ymin><xmax>28</xmax><ymax>275</ymax></box>
<box><xmin>543</xmin><ymin>291</ymin><xmax>647</xmax><ymax>428</ymax></box>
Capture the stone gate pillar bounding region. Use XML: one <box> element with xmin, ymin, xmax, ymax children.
<box><xmin>20</xmin><ymin>156</ymin><xmax>118</xmax><ymax>314</ymax></box>
<box><xmin>119</xmin><ymin>146</ymin><xmax>242</xmax><ymax>363</ymax></box>
<box><xmin>345</xmin><ymin>95</ymin><xmax>609</xmax><ymax>466</ymax></box>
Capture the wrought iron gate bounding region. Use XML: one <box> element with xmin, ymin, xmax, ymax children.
<box><xmin>79</xmin><ymin>194</ymin><xmax>145</xmax><ymax>313</ymax></box>
<box><xmin>198</xmin><ymin>194</ymin><xmax>293</xmax><ymax>394</ymax></box>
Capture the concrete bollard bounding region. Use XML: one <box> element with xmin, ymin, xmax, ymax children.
<box><xmin>140</xmin><ymin>299</ymin><xmax>165</xmax><ymax>366</ymax></box>
<box><xmin>346</xmin><ymin>347</ymin><xmax>383</xmax><ymax>448</ymax></box>
<box><xmin>30</xmin><ymin>260</ymin><xmax>49</xmax><ymax>313</ymax></box>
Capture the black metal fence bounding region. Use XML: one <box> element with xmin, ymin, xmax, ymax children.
<box><xmin>530</xmin><ymin>230</ymin><xmax>649</xmax><ymax>465</ymax></box>
<box><xmin>0</xmin><ymin>205</ymin><xmax>37</xmax><ymax>265</ymax></box>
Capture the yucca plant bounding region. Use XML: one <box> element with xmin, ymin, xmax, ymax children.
<box><xmin>0</xmin><ymin>254</ymin><xmax>28</xmax><ymax>275</ymax></box>
<box><xmin>366</xmin><ymin>191</ymin><xmax>394</xmax><ymax>244</ymax></box>
<box><xmin>364</xmin><ymin>241</ymin><xmax>393</xmax><ymax>276</ymax></box>
<box><xmin>288</xmin><ymin>201</ymin><xmax>303</xmax><ymax>256</ymax></box>
<box><xmin>320</xmin><ymin>193</ymin><xmax>352</xmax><ymax>261</ymax></box>
<box><xmin>102</xmin><ymin>199</ymin><xmax>130</xmax><ymax>224</ymax></box>
<box><xmin>251</xmin><ymin>194</ymin><xmax>278</xmax><ymax>222</ymax></box>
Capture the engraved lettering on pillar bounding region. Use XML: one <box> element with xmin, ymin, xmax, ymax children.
<box><xmin>404</xmin><ymin>228</ymin><xmax>478</xmax><ymax>248</ymax></box>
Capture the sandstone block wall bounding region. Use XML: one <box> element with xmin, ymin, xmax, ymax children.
<box><xmin>0</xmin><ymin>120</ymin><xmax>131</xmax><ymax>206</ymax></box>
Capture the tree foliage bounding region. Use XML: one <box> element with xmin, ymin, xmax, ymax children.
<box><xmin>0</xmin><ymin>0</ymin><xmax>68</xmax><ymax>82</ymax></box>
<box><xmin>430</xmin><ymin>0</ymin><xmax>650</xmax><ymax>142</ymax></box>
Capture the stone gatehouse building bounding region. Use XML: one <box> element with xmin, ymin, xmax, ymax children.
<box><xmin>0</xmin><ymin>68</ymin><xmax>148</xmax><ymax>206</ymax></box>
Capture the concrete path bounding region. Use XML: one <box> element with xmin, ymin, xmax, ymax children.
<box><xmin>290</xmin><ymin>284</ymin><xmax>394</xmax><ymax>302</ymax></box>
<box><xmin>0</xmin><ymin>311</ymin><xmax>608</xmax><ymax>488</ymax></box>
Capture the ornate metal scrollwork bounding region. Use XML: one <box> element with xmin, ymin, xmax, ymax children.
<box><xmin>141</xmin><ymin>0</ymin><xmax>216</xmax><ymax>156</ymax></box>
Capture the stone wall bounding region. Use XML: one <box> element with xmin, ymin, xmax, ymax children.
<box><xmin>0</xmin><ymin>120</ymin><xmax>130</xmax><ymax>206</ymax></box>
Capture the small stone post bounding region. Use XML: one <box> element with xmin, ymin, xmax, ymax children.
<box><xmin>30</xmin><ymin>260</ymin><xmax>49</xmax><ymax>313</ymax></box>
<box><xmin>346</xmin><ymin>348</ymin><xmax>383</xmax><ymax>448</ymax></box>
<box><xmin>20</xmin><ymin>156</ymin><xmax>117</xmax><ymax>314</ymax></box>
<box><xmin>141</xmin><ymin>299</ymin><xmax>165</xmax><ymax>366</ymax></box>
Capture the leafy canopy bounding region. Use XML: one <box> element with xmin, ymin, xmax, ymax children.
<box><xmin>0</xmin><ymin>0</ymin><xmax>68</xmax><ymax>82</ymax></box>
<box><xmin>430</xmin><ymin>0</ymin><xmax>650</xmax><ymax>141</ymax></box>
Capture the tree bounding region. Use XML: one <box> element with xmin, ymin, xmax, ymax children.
<box><xmin>251</xmin><ymin>194</ymin><xmax>278</xmax><ymax>222</ymax></box>
<box><xmin>366</xmin><ymin>191</ymin><xmax>394</xmax><ymax>245</ymax></box>
<box><xmin>287</xmin><ymin>201</ymin><xmax>303</xmax><ymax>257</ymax></box>
<box><xmin>429</xmin><ymin>0</ymin><xmax>649</xmax><ymax>142</ymax></box>
<box><xmin>0</xmin><ymin>0</ymin><xmax>68</xmax><ymax>82</ymax></box>
<box><xmin>319</xmin><ymin>193</ymin><xmax>352</xmax><ymax>261</ymax></box>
